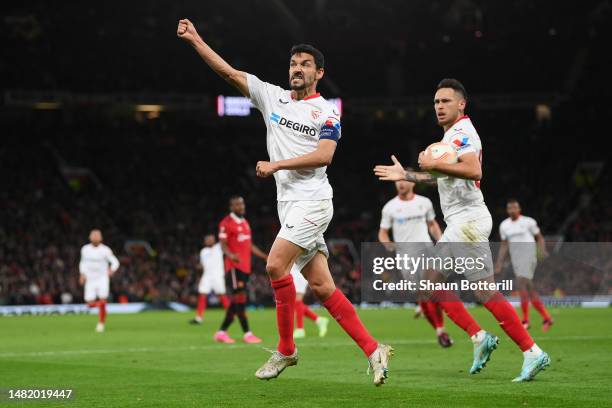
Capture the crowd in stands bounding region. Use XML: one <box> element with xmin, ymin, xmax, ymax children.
<box><xmin>1</xmin><ymin>0</ymin><xmax>609</xmax><ymax>305</ymax></box>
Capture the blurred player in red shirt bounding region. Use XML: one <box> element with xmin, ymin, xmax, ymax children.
<box><xmin>214</xmin><ymin>196</ymin><xmax>268</xmax><ymax>344</ymax></box>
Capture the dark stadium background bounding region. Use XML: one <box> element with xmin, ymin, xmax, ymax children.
<box><xmin>1</xmin><ymin>0</ymin><xmax>610</xmax><ymax>307</ymax></box>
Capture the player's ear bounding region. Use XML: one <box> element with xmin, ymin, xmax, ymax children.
<box><xmin>458</xmin><ymin>98</ymin><xmax>467</xmax><ymax>111</ymax></box>
<box><xmin>316</xmin><ymin>67</ymin><xmax>324</xmax><ymax>81</ymax></box>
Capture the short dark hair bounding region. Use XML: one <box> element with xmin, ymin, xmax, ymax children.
<box><xmin>507</xmin><ymin>198</ymin><xmax>520</xmax><ymax>205</ymax></box>
<box><xmin>290</xmin><ymin>44</ymin><xmax>324</xmax><ymax>70</ymax></box>
<box><xmin>229</xmin><ymin>195</ymin><xmax>243</xmax><ymax>204</ymax></box>
<box><xmin>437</xmin><ymin>78</ymin><xmax>468</xmax><ymax>100</ymax></box>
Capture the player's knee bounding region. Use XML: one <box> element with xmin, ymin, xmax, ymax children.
<box><xmin>309</xmin><ymin>280</ymin><xmax>336</xmax><ymax>301</ymax></box>
<box><xmin>474</xmin><ymin>289</ymin><xmax>497</xmax><ymax>303</ymax></box>
<box><xmin>265</xmin><ymin>259</ymin><xmax>288</xmax><ymax>280</ymax></box>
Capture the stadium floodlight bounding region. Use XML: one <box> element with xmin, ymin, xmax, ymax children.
<box><xmin>33</xmin><ymin>102</ymin><xmax>61</xmax><ymax>110</ymax></box>
<box><xmin>134</xmin><ymin>104</ymin><xmax>164</xmax><ymax>112</ymax></box>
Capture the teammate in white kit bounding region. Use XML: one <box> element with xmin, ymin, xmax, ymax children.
<box><xmin>290</xmin><ymin>263</ymin><xmax>329</xmax><ymax>339</ymax></box>
<box><xmin>79</xmin><ymin>229</ymin><xmax>119</xmax><ymax>332</ymax></box>
<box><xmin>495</xmin><ymin>199</ymin><xmax>553</xmax><ymax>332</ymax></box>
<box><xmin>178</xmin><ymin>19</ymin><xmax>392</xmax><ymax>385</ymax></box>
<box><xmin>375</xmin><ymin>79</ymin><xmax>550</xmax><ymax>382</ymax></box>
<box><xmin>378</xmin><ymin>178</ymin><xmax>453</xmax><ymax>347</ymax></box>
<box><xmin>190</xmin><ymin>234</ymin><xmax>230</xmax><ymax>324</ymax></box>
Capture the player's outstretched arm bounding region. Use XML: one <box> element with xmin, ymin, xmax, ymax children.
<box><xmin>256</xmin><ymin>140</ymin><xmax>337</xmax><ymax>177</ymax></box>
<box><xmin>374</xmin><ymin>155</ymin><xmax>436</xmax><ymax>184</ymax></box>
<box><xmin>177</xmin><ymin>19</ymin><xmax>249</xmax><ymax>97</ymax></box>
<box><xmin>419</xmin><ymin>150</ymin><xmax>482</xmax><ymax>180</ymax></box>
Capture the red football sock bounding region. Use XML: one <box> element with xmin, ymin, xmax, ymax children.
<box><xmin>434</xmin><ymin>302</ymin><xmax>444</xmax><ymax>326</ymax></box>
<box><xmin>419</xmin><ymin>300</ymin><xmax>443</xmax><ymax>329</ymax></box>
<box><xmin>531</xmin><ymin>292</ymin><xmax>551</xmax><ymax>321</ymax></box>
<box><xmin>271</xmin><ymin>275</ymin><xmax>296</xmax><ymax>356</ymax></box>
<box><xmin>323</xmin><ymin>289</ymin><xmax>378</xmax><ymax>357</ymax></box>
<box><xmin>99</xmin><ymin>300</ymin><xmax>106</xmax><ymax>324</ymax></box>
<box><xmin>519</xmin><ymin>289</ymin><xmax>530</xmax><ymax>322</ymax></box>
<box><xmin>303</xmin><ymin>304</ymin><xmax>319</xmax><ymax>321</ymax></box>
<box><xmin>219</xmin><ymin>294</ymin><xmax>230</xmax><ymax>310</ymax></box>
<box><xmin>484</xmin><ymin>292</ymin><xmax>534</xmax><ymax>351</ymax></box>
<box><xmin>196</xmin><ymin>294</ymin><xmax>207</xmax><ymax>318</ymax></box>
<box><xmin>434</xmin><ymin>290</ymin><xmax>481</xmax><ymax>337</ymax></box>
<box><xmin>295</xmin><ymin>300</ymin><xmax>305</xmax><ymax>329</ymax></box>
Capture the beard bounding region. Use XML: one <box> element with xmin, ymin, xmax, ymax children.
<box><xmin>290</xmin><ymin>83</ymin><xmax>306</xmax><ymax>90</ymax></box>
<box><xmin>289</xmin><ymin>75</ymin><xmax>310</xmax><ymax>91</ymax></box>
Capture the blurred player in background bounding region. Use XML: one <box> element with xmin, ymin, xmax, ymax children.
<box><xmin>178</xmin><ymin>19</ymin><xmax>392</xmax><ymax>385</ymax></box>
<box><xmin>375</xmin><ymin>78</ymin><xmax>550</xmax><ymax>382</ymax></box>
<box><xmin>190</xmin><ymin>234</ymin><xmax>230</xmax><ymax>325</ymax></box>
<box><xmin>495</xmin><ymin>199</ymin><xmax>553</xmax><ymax>332</ymax></box>
<box><xmin>214</xmin><ymin>196</ymin><xmax>268</xmax><ymax>344</ymax></box>
<box><xmin>378</xmin><ymin>178</ymin><xmax>452</xmax><ymax>347</ymax></box>
<box><xmin>78</xmin><ymin>229</ymin><xmax>119</xmax><ymax>333</ymax></box>
<box><xmin>290</xmin><ymin>264</ymin><xmax>329</xmax><ymax>339</ymax></box>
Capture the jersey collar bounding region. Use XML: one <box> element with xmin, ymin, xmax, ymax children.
<box><xmin>452</xmin><ymin>115</ymin><xmax>469</xmax><ymax>126</ymax></box>
<box><xmin>397</xmin><ymin>193</ymin><xmax>416</xmax><ymax>201</ymax></box>
<box><xmin>230</xmin><ymin>212</ymin><xmax>245</xmax><ymax>223</ymax></box>
<box><xmin>290</xmin><ymin>92</ymin><xmax>321</xmax><ymax>101</ymax></box>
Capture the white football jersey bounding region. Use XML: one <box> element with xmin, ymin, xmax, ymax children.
<box><xmin>437</xmin><ymin>116</ymin><xmax>490</xmax><ymax>224</ymax></box>
<box><xmin>499</xmin><ymin>216</ymin><xmax>540</xmax><ymax>243</ymax></box>
<box><xmin>79</xmin><ymin>243</ymin><xmax>119</xmax><ymax>280</ymax></box>
<box><xmin>380</xmin><ymin>195</ymin><xmax>436</xmax><ymax>242</ymax></box>
<box><xmin>500</xmin><ymin>215</ymin><xmax>540</xmax><ymax>267</ymax></box>
<box><xmin>247</xmin><ymin>74</ymin><xmax>341</xmax><ymax>201</ymax></box>
<box><xmin>200</xmin><ymin>243</ymin><xmax>224</xmax><ymax>278</ymax></box>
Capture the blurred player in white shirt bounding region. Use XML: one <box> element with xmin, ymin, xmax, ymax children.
<box><xmin>495</xmin><ymin>199</ymin><xmax>553</xmax><ymax>332</ymax></box>
<box><xmin>290</xmin><ymin>264</ymin><xmax>329</xmax><ymax>339</ymax></box>
<box><xmin>378</xmin><ymin>178</ymin><xmax>452</xmax><ymax>347</ymax></box>
<box><xmin>79</xmin><ymin>229</ymin><xmax>119</xmax><ymax>332</ymax></box>
<box><xmin>375</xmin><ymin>78</ymin><xmax>550</xmax><ymax>382</ymax></box>
<box><xmin>190</xmin><ymin>234</ymin><xmax>230</xmax><ymax>325</ymax></box>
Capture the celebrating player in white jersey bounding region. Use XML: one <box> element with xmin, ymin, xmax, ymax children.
<box><xmin>378</xmin><ymin>179</ymin><xmax>453</xmax><ymax>347</ymax></box>
<box><xmin>79</xmin><ymin>229</ymin><xmax>119</xmax><ymax>332</ymax></box>
<box><xmin>190</xmin><ymin>234</ymin><xmax>230</xmax><ymax>325</ymax></box>
<box><xmin>178</xmin><ymin>19</ymin><xmax>392</xmax><ymax>385</ymax></box>
<box><xmin>495</xmin><ymin>199</ymin><xmax>553</xmax><ymax>332</ymax></box>
<box><xmin>374</xmin><ymin>79</ymin><xmax>550</xmax><ymax>382</ymax></box>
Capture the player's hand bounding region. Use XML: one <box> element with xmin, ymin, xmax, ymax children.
<box><xmin>177</xmin><ymin>19</ymin><xmax>199</xmax><ymax>44</ymax></box>
<box><xmin>229</xmin><ymin>253</ymin><xmax>241</xmax><ymax>263</ymax></box>
<box><xmin>418</xmin><ymin>150</ymin><xmax>436</xmax><ymax>171</ymax></box>
<box><xmin>537</xmin><ymin>249</ymin><xmax>550</xmax><ymax>261</ymax></box>
<box><xmin>79</xmin><ymin>275</ymin><xmax>86</xmax><ymax>285</ymax></box>
<box><xmin>374</xmin><ymin>155</ymin><xmax>406</xmax><ymax>181</ymax></box>
<box><xmin>382</xmin><ymin>242</ymin><xmax>396</xmax><ymax>253</ymax></box>
<box><xmin>256</xmin><ymin>161</ymin><xmax>278</xmax><ymax>178</ymax></box>
<box><xmin>107</xmin><ymin>267</ymin><xmax>113</xmax><ymax>277</ymax></box>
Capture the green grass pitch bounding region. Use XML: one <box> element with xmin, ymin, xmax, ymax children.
<box><xmin>1</xmin><ymin>307</ymin><xmax>611</xmax><ymax>407</ymax></box>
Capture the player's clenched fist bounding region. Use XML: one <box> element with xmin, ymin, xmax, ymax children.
<box><xmin>256</xmin><ymin>161</ymin><xmax>278</xmax><ymax>178</ymax></box>
<box><xmin>177</xmin><ymin>19</ymin><xmax>199</xmax><ymax>43</ymax></box>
